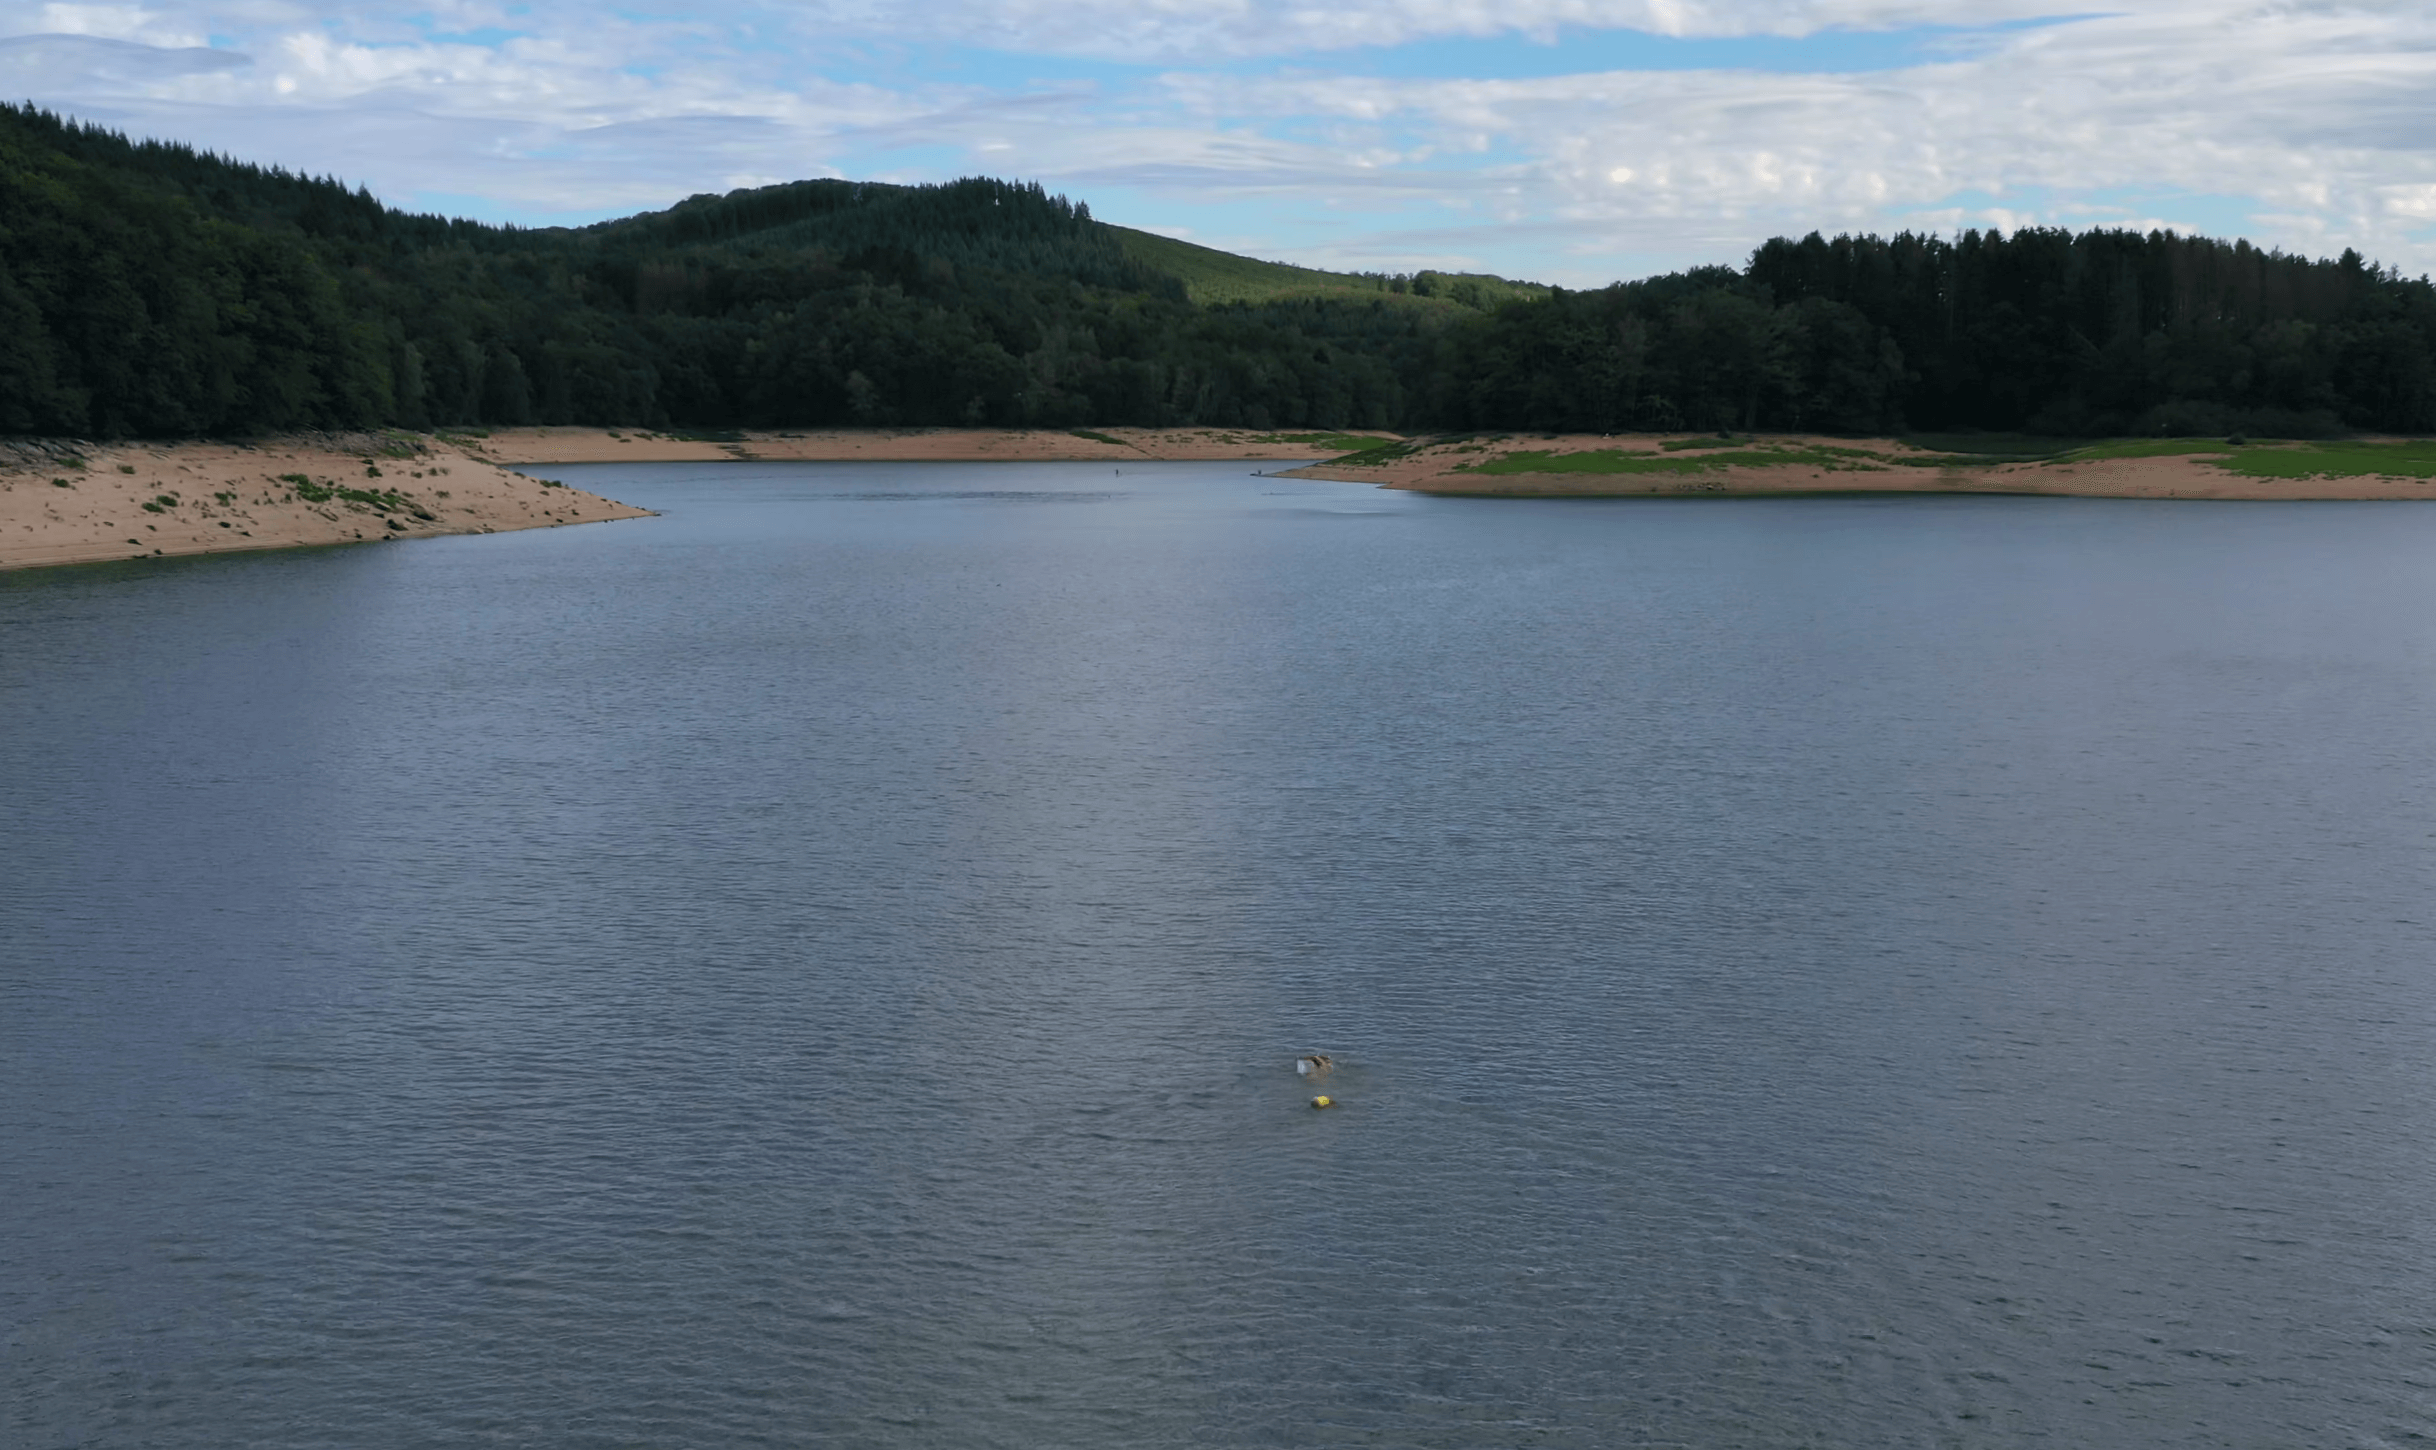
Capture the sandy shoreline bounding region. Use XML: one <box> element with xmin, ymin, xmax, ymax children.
<box><xmin>0</xmin><ymin>424</ymin><xmax>1380</xmax><ymax>573</ymax></box>
<box><xmin>462</xmin><ymin>425</ymin><xmax>1397</xmax><ymax>465</ymax></box>
<box><xmin>1</xmin><ymin>433</ymin><xmax>650</xmax><ymax>572</ymax></box>
<box><xmin>13</xmin><ymin>425</ymin><xmax>2427</xmax><ymax>573</ymax></box>
<box><xmin>0</xmin><ymin>425</ymin><xmax>1384</xmax><ymax>572</ymax></box>
<box><xmin>1282</xmin><ymin>433</ymin><xmax>2436</xmax><ymax>500</ymax></box>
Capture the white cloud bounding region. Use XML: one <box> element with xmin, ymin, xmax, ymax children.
<box><xmin>1134</xmin><ymin>4</ymin><xmax>2436</xmax><ymax>275</ymax></box>
<box><xmin>2384</xmin><ymin>184</ymin><xmax>2436</xmax><ymax>220</ymax></box>
<box><xmin>27</xmin><ymin>3</ymin><xmax>203</xmax><ymax>45</ymax></box>
<box><xmin>2</xmin><ymin>2</ymin><xmax>2435</xmax><ymax>279</ymax></box>
<box><xmin>764</xmin><ymin>0</ymin><xmax>2091</xmax><ymax>60</ymax></box>
<box><xmin>0</xmin><ymin>31</ymin><xmax>243</xmax><ymax>84</ymax></box>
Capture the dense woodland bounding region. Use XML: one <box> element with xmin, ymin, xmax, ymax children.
<box><xmin>5</xmin><ymin>103</ymin><xmax>2435</xmax><ymax>440</ymax></box>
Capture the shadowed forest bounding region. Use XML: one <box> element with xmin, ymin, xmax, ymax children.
<box><xmin>5</xmin><ymin>104</ymin><xmax>2432</xmax><ymax>440</ymax></box>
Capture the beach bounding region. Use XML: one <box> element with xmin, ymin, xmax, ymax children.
<box><xmin>458</xmin><ymin>425</ymin><xmax>1399</xmax><ymax>465</ymax></box>
<box><xmin>0</xmin><ymin>434</ymin><xmax>650</xmax><ymax>571</ymax></box>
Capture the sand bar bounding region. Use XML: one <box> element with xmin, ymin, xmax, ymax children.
<box><xmin>1283</xmin><ymin>433</ymin><xmax>2436</xmax><ymax>500</ymax></box>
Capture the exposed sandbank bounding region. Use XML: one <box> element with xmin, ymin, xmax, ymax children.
<box><xmin>1282</xmin><ymin>434</ymin><xmax>2436</xmax><ymax>500</ymax></box>
<box><xmin>1</xmin><ymin>434</ymin><xmax>651</xmax><ymax>572</ymax></box>
<box><xmin>1</xmin><ymin>425</ymin><xmax>1375</xmax><ymax>572</ymax></box>
<box><xmin>461</xmin><ymin>425</ymin><xmax>1398</xmax><ymax>465</ymax></box>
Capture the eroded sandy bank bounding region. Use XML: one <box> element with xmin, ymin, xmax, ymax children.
<box><xmin>1</xmin><ymin>435</ymin><xmax>651</xmax><ymax>572</ymax></box>
<box><xmin>460</xmin><ymin>425</ymin><xmax>1395</xmax><ymax>465</ymax></box>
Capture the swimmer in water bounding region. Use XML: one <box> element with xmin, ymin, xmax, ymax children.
<box><xmin>1295</xmin><ymin>1054</ymin><xmax>1334</xmax><ymax>1080</ymax></box>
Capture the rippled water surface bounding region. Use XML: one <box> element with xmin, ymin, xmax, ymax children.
<box><xmin>6</xmin><ymin>462</ymin><xmax>2436</xmax><ymax>1448</ymax></box>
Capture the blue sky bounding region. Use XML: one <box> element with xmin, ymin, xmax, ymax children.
<box><xmin>5</xmin><ymin>2</ymin><xmax>2436</xmax><ymax>285</ymax></box>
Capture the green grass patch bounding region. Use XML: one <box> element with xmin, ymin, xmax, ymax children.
<box><xmin>1659</xmin><ymin>436</ymin><xmax>1965</xmax><ymax>463</ymax></box>
<box><xmin>1463</xmin><ymin>446</ymin><xmax>1886</xmax><ymax>476</ymax></box>
<box><xmin>1069</xmin><ymin>429</ymin><xmax>1126</xmax><ymax>446</ymax></box>
<box><xmin>1109</xmin><ymin>227</ymin><xmax>1546</xmax><ymax>311</ymax></box>
<box><xmin>1112</xmin><ymin>227</ymin><xmax>1369</xmax><ymax>305</ymax></box>
<box><xmin>2213</xmin><ymin>440</ymin><xmax>2436</xmax><ymax>479</ymax></box>
<box><xmin>280</xmin><ymin>473</ymin><xmax>428</xmax><ymax>512</ymax></box>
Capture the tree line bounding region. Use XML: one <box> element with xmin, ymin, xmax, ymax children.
<box><xmin>5</xmin><ymin>103</ymin><xmax>2433</xmax><ymax>440</ymax></box>
<box><xmin>1430</xmin><ymin>230</ymin><xmax>2434</xmax><ymax>437</ymax></box>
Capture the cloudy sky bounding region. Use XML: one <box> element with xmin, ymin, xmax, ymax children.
<box><xmin>4</xmin><ymin>1</ymin><xmax>2434</xmax><ymax>285</ymax></box>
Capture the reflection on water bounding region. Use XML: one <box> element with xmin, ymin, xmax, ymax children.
<box><xmin>5</xmin><ymin>462</ymin><xmax>2435</xmax><ymax>1448</ymax></box>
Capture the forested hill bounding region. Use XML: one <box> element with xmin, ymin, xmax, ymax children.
<box><xmin>5</xmin><ymin>102</ymin><xmax>2435</xmax><ymax>440</ymax></box>
<box><xmin>0</xmin><ymin>103</ymin><xmax>1492</xmax><ymax>437</ymax></box>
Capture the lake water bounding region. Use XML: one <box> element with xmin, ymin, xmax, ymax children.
<box><xmin>5</xmin><ymin>461</ymin><xmax>2435</xmax><ymax>1448</ymax></box>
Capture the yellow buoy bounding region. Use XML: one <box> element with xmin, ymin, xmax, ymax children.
<box><xmin>1311</xmin><ymin>1095</ymin><xmax>1333</xmax><ymax>1109</ymax></box>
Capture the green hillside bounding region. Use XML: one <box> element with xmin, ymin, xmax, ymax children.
<box><xmin>11</xmin><ymin>101</ymin><xmax>2436</xmax><ymax>441</ymax></box>
<box><xmin>0</xmin><ymin>104</ymin><xmax>1447</xmax><ymax>436</ymax></box>
<box><xmin>1109</xmin><ymin>226</ymin><xmax>1545</xmax><ymax>311</ymax></box>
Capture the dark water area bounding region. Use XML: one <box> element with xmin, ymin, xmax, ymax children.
<box><xmin>5</xmin><ymin>461</ymin><xmax>2434</xmax><ymax>1448</ymax></box>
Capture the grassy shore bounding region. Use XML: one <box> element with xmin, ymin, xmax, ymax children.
<box><xmin>1289</xmin><ymin>434</ymin><xmax>2436</xmax><ymax>499</ymax></box>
